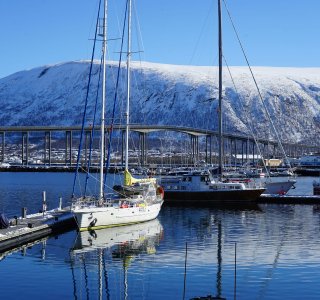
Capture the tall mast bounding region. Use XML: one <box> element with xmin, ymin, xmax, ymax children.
<box><xmin>218</xmin><ymin>0</ymin><xmax>223</xmax><ymax>180</ymax></box>
<box><xmin>125</xmin><ymin>0</ymin><xmax>132</xmax><ymax>171</ymax></box>
<box><xmin>99</xmin><ymin>0</ymin><xmax>108</xmax><ymax>200</ymax></box>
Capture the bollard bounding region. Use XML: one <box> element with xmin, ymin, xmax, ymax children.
<box><xmin>42</xmin><ymin>191</ymin><xmax>47</xmax><ymax>216</ymax></box>
<box><xmin>21</xmin><ymin>207</ymin><xmax>27</xmax><ymax>218</ymax></box>
<box><xmin>59</xmin><ymin>197</ymin><xmax>62</xmax><ymax>210</ymax></box>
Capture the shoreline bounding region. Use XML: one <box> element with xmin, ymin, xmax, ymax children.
<box><xmin>0</xmin><ymin>165</ymin><xmax>123</xmax><ymax>173</ymax></box>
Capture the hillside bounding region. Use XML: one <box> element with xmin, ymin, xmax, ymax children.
<box><xmin>0</xmin><ymin>61</ymin><xmax>319</xmax><ymax>144</ymax></box>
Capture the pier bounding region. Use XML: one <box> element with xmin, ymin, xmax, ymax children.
<box><xmin>0</xmin><ymin>208</ymin><xmax>76</xmax><ymax>253</ymax></box>
<box><xmin>258</xmin><ymin>194</ymin><xmax>320</xmax><ymax>205</ymax></box>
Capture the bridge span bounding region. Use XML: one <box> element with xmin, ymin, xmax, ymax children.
<box><xmin>0</xmin><ymin>125</ymin><xmax>318</xmax><ymax>167</ymax></box>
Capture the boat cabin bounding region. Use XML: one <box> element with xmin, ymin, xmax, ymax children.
<box><xmin>160</xmin><ymin>170</ymin><xmax>210</xmax><ymax>191</ymax></box>
<box><xmin>160</xmin><ymin>170</ymin><xmax>246</xmax><ymax>192</ymax></box>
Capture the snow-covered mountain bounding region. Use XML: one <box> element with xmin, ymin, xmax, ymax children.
<box><xmin>0</xmin><ymin>60</ymin><xmax>319</xmax><ymax>145</ymax></box>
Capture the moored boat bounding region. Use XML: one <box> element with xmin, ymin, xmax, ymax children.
<box><xmin>159</xmin><ymin>0</ymin><xmax>265</xmax><ymax>204</ymax></box>
<box><xmin>296</xmin><ymin>154</ymin><xmax>320</xmax><ymax>176</ymax></box>
<box><xmin>263</xmin><ymin>179</ymin><xmax>296</xmax><ymax>195</ymax></box>
<box><xmin>159</xmin><ymin>169</ymin><xmax>264</xmax><ymax>204</ymax></box>
<box><xmin>223</xmin><ymin>170</ymin><xmax>296</xmax><ymax>195</ymax></box>
<box><xmin>71</xmin><ymin>0</ymin><xmax>163</xmax><ymax>231</ymax></box>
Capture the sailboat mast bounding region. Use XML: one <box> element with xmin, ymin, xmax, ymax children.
<box><xmin>218</xmin><ymin>0</ymin><xmax>223</xmax><ymax>179</ymax></box>
<box><xmin>125</xmin><ymin>0</ymin><xmax>132</xmax><ymax>171</ymax></box>
<box><xmin>99</xmin><ymin>0</ymin><xmax>108</xmax><ymax>200</ymax></box>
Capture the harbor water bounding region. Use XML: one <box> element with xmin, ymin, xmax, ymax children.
<box><xmin>1</xmin><ymin>172</ymin><xmax>320</xmax><ymax>299</ymax></box>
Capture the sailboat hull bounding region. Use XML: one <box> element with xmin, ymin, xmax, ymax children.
<box><xmin>163</xmin><ymin>189</ymin><xmax>265</xmax><ymax>205</ymax></box>
<box><xmin>73</xmin><ymin>202</ymin><xmax>163</xmax><ymax>231</ymax></box>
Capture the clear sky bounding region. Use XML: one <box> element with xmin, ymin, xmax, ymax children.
<box><xmin>1</xmin><ymin>0</ymin><xmax>320</xmax><ymax>79</ymax></box>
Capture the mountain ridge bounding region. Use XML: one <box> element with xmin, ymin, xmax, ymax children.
<box><xmin>0</xmin><ymin>60</ymin><xmax>319</xmax><ymax>145</ymax></box>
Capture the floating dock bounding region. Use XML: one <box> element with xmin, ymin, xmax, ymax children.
<box><xmin>258</xmin><ymin>194</ymin><xmax>320</xmax><ymax>204</ymax></box>
<box><xmin>0</xmin><ymin>208</ymin><xmax>77</xmax><ymax>253</ymax></box>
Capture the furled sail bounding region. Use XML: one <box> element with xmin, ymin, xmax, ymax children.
<box><xmin>124</xmin><ymin>169</ymin><xmax>156</xmax><ymax>186</ymax></box>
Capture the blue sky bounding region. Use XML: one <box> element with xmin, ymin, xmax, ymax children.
<box><xmin>1</xmin><ymin>0</ymin><xmax>320</xmax><ymax>79</ymax></box>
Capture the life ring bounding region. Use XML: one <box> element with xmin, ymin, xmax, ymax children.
<box><xmin>156</xmin><ymin>186</ymin><xmax>165</xmax><ymax>199</ymax></box>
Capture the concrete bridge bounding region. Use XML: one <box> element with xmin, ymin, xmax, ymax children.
<box><xmin>0</xmin><ymin>125</ymin><xmax>318</xmax><ymax>167</ymax></box>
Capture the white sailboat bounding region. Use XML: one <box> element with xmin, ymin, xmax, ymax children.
<box><xmin>71</xmin><ymin>0</ymin><xmax>163</xmax><ymax>231</ymax></box>
<box><xmin>159</xmin><ymin>0</ymin><xmax>265</xmax><ymax>204</ymax></box>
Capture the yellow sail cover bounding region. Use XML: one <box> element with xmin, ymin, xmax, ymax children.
<box><xmin>124</xmin><ymin>169</ymin><xmax>156</xmax><ymax>186</ymax></box>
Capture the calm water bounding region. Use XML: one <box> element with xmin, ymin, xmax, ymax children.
<box><xmin>1</xmin><ymin>172</ymin><xmax>320</xmax><ymax>299</ymax></box>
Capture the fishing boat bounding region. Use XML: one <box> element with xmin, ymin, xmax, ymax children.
<box><xmin>159</xmin><ymin>168</ymin><xmax>264</xmax><ymax>203</ymax></box>
<box><xmin>159</xmin><ymin>0</ymin><xmax>265</xmax><ymax>204</ymax></box>
<box><xmin>71</xmin><ymin>0</ymin><xmax>163</xmax><ymax>231</ymax></box>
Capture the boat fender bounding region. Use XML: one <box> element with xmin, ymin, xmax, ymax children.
<box><xmin>89</xmin><ymin>218</ymin><xmax>97</xmax><ymax>227</ymax></box>
<box><xmin>0</xmin><ymin>213</ymin><xmax>9</xmax><ymax>229</ymax></box>
<box><xmin>156</xmin><ymin>186</ymin><xmax>165</xmax><ymax>198</ymax></box>
<box><xmin>120</xmin><ymin>202</ymin><xmax>129</xmax><ymax>208</ymax></box>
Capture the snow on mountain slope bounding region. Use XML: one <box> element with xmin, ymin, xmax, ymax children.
<box><xmin>0</xmin><ymin>61</ymin><xmax>319</xmax><ymax>144</ymax></box>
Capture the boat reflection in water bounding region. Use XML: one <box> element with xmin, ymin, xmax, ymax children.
<box><xmin>70</xmin><ymin>219</ymin><xmax>163</xmax><ymax>299</ymax></box>
<box><xmin>72</xmin><ymin>218</ymin><xmax>163</xmax><ymax>253</ymax></box>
